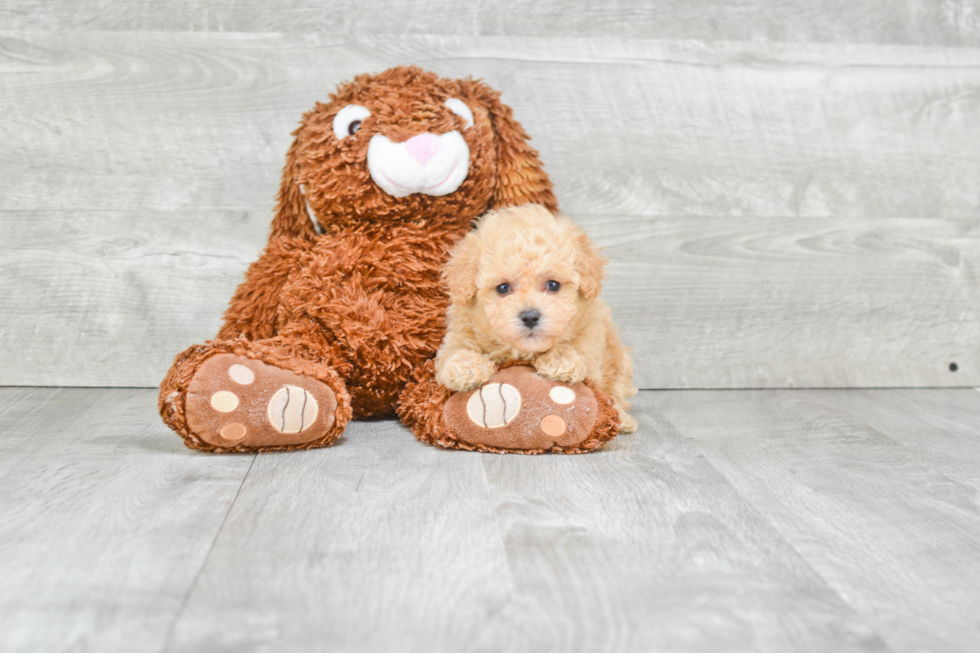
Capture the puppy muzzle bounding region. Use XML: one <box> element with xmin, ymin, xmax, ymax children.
<box><xmin>518</xmin><ymin>309</ymin><xmax>541</xmax><ymax>331</ymax></box>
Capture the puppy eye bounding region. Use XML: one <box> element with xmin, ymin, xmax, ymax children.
<box><xmin>445</xmin><ymin>98</ymin><xmax>474</xmax><ymax>129</ymax></box>
<box><xmin>495</xmin><ymin>283</ymin><xmax>511</xmax><ymax>296</ymax></box>
<box><xmin>546</xmin><ymin>280</ymin><xmax>561</xmax><ymax>292</ymax></box>
<box><xmin>333</xmin><ymin>105</ymin><xmax>371</xmax><ymax>140</ymax></box>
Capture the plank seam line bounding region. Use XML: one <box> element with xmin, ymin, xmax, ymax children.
<box><xmin>159</xmin><ymin>454</ymin><xmax>258</xmax><ymax>653</ymax></box>
<box><xmin>669</xmin><ymin>405</ymin><xmax>899</xmax><ymax>650</ymax></box>
<box><xmin>478</xmin><ymin>452</ymin><xmax>518</xmax><ymax>589</ymax></box>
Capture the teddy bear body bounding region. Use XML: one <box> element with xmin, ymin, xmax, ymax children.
<box><xmin>159</xmin><ymin>66</ymin><xmax>567</xmax><ymax>452</ymax></box>
<box><xmin>219</xmin><ymin>222</ymin><xmax>466</xmax><ymax>419</ymax></box>
<box><xmin>160</xmin><ymin>66</ymin><xmax>622</xmax><ymax>454</ymax></box>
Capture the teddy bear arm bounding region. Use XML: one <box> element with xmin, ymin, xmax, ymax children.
<box><xmin>217</xmin><ymin>239</ymin><xmax>306</xmax><ymax>341</ymax></box>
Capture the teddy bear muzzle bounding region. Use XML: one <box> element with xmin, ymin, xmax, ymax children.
<box><xmin>367</xmin><ymin>130</ymin><xmax>470</xmax><ymax>198</ymax></box>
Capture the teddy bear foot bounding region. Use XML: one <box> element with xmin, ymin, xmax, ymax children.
<box><xmin>442</xmin><ymin>365</ymin><xmax>620</xmax><ymax>454</ymax></box>
<box><xmin>184</xmin><ymin>353</ymin><xmax>340</xmax><ymax>450</ymax></box>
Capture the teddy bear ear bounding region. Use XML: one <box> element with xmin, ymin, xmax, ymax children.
<box><xmin>442</xmin><ymin>230</ymin><xmax>483</xmax><ymax>304</ymax></box>
<box><xmin>270</xmin><ymin>137</ymin><xmax>321</xmax><ymax>240</ymax></box>
<box><xmin>457</xmin><ymin>80</ymin><xmax>558</xmax><ymax>213</ymax></box>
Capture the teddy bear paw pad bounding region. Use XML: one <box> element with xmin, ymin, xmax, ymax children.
<box><xmin>444</xmin><ymin>366</ymin><xmax>599</xmax><ymax>452</ymax></box>
<box><xmin>465</xmin><ymin>382</ymin><xmax>522</xmax><ymax>428</ymax></box>
<box><xmin>185</xmin><ymin>354</ymin><xmax>336</xmax><ymax>449</ymax></box>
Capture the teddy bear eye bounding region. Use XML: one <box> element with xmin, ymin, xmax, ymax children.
<box><xmin>445</xmin><ymin>98</ymin><xmax>474</xmax><ymax>129</ymax></box>
<box><xmin>495</xmin><ymin>283</ymin><xmax>511</xmax><ymax>295</ymax></box>
<box><xmin>333</xmin><ymin>105</ymin><xmax>371</xmax><ymax>140</ymax></box>
<box><xmin>546</xmin><ymin>280</ymin><xmax>561</xmax><ymax>292</ymax></box>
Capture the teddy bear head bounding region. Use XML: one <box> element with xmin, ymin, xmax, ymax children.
<box><xmin>271</xmin><ymin>66</ymin><xmax>557</xmax><ymax>238</ymax></box>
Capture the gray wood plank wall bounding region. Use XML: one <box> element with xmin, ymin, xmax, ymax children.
<box><xmin>2</xmin><ymin>5</ymin><xmax>979</xmax><ymax>388</ymax></box>
<box><xmin>5</xmin><ymin>1</ymin><xmax>980</xmax><ymax>45</ymax></box>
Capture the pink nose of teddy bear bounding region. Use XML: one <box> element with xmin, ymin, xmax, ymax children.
<box><xmin>405</xmin><ymin>133</ymin><xmax>441</xmax><ymax>165</ymax></box>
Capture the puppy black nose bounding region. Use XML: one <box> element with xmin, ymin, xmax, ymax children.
<box><xmin>519</xmin><ymin>309</ymin><xmax>541</xmax><ymax>329</ymax></box>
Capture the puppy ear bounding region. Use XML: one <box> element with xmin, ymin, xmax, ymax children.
<box><xmin>270</xmin><ymin>135</ymin><xmax>320</xmax><ymax>240</ymax></box>
<box><xmin>443</xmin><ymin>230</ymin><xmax>482</xmax><ymax>304</ymax></box>
<box><xmin>573</xmin><ymin>225</ymin><xmax>607</xmax><ymax>299</ymax></box>
<box><xmin>457</xmin><ymin>80</ymin><xmax>558</xmax><ymax>213</ymax></box>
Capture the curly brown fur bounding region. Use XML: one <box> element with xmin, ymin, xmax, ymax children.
<box><xmin>159</xmin><ymin>66</ymin><xmax>557</xmax><ymax>452</ymax></box>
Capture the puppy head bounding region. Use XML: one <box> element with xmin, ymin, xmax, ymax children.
<box><xmin>444</xmin><ymin>204</ymin><xmax>606</xmax><ymax>353</ymax></box>
<box><xmin>271</xmin><ymin>66</ymin><xmax>557</xmax><ymax>239</ymax></box>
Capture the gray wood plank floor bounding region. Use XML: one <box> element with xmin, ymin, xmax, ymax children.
<box><xmin>1</xmin><ymin>387</ymin><xmax>977</xmax><ymax>652</ymax></box>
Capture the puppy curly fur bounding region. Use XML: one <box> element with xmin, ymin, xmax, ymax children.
<box><xmin>435</xmin><ymin>204</ymin><xmax>638</xmax><ymax>432</ymax></box>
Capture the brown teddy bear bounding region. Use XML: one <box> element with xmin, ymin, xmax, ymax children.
<box><xmin>159</xmin><ymin>66</ymin><xmax>621</xmax><ymax>454</ymax></box>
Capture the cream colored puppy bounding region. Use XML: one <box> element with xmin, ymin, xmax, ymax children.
<box><xmin>435</xmin><ymin>204</ymin><xmax>638</xmax><ymax>433</ymax></box>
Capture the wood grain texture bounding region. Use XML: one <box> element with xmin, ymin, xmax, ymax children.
<box><xmin>4</xmin><ymin>212</ymin><xmax>977</xmax><ymax>388</ymax></box>
<box><xmin>4</xmin><ymin>0</ymin><xmax>980</xmax><ymax>46</ymax></box>
<box><xmin>587</xmin><ymin>214</ymin><xmax>980</xmax><ymax>389</ymax></box>
<box><xmin>3</xmin><ymin>33</ymin><xmax>980</xmax><ymax>219</ymax></box>
<box><xmin>0</xmin><ymin>387</ymin><xmax>255</xmax><ymax>653</ymax></box>
<box><xmin>0</xmin><ymin>210</ymin><xmax>264</xmax><ymax>387</ymax></box>
<box><xmin>826</xmin><ymin>388</ymin><xmax>980</xmax><ymax>490</ymax></box>
<box><xmin>166</xmin><ymin>420</ymin><xmax>518</xmax><ymax>652</ymax></box>
<box><xmin>3</xmin><ymin>33</ymin><xmax>980</xmax><ymax>388</ymax></box>
<box><xmin>472</xmin><ymin>411</ymin><xmax>887</xmax><ymax>653</ymax></box>
<box><xmin>11</xmin><ymin>387</ymin><xmax>980</xmax><ymax>652</ymax></box>
<box><xmin>166</xmin><ymin>396</ymin><xmax>886</xmax><ymax>653</ymax></box>
<box><xmin>654</xmin><ymin>388</ymin><xmax>980</xmax><ymax>653</ymax></box>
<box><xmin>11</xmin><ymin>388</ymin><xmax>980</xmax><ymax>653</ymax></box>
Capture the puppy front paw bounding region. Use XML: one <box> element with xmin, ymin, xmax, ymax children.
<box><xmin>534</xmin><ymin>348</ymin><xmax>589</xmax><ymax>384</ymax></box>
<box><xmin>438</xmin><ymin>350</ymin><xmax>498</xmax><ymax>392</ymax></box>
<box><xmin>618</xmin><ymin>411</ymin><xmax>639</xmax><ymax>434</ymax></box>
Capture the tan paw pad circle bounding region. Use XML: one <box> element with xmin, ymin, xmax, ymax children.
<box><xmin>219</xmin><ymin>423</ymin><xmax>247</xmax><ymax>442</ymax></box>
<box><xmin>210</xmin><ymin>391</ymin><xmax>239</xmax><ymax>413</ymax></box>
<box><xmin>267</xmin><ymin>385</ymin><xmax>319</xmax><ymax>434</ymax></box>
<box><xmin>228</xmin><ymin>364</ymin><xmax>255</xmax><ymax>385</ymax></box>
<box><xmin>466</xmin><ymin>383</ymin><xmax>521</xmax><ymax>428</ymax></box>
<box><xmin>540</xmin><ymin>414</ymin><xmax>567</xmax><ymax>437</ymax></box>
<box><xmin>549</xmin><ymin>386</ymin><xmax>576</xmax><ymax>404</ymax></box>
